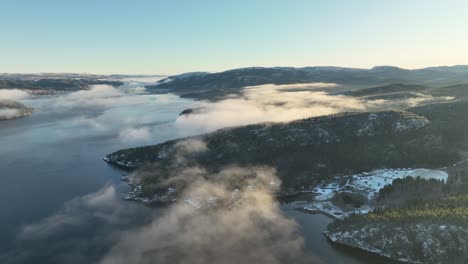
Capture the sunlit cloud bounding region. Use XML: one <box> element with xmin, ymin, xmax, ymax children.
<box><xmin>175</xmin><ymin>83</ymin><xmax>365</xmax><ymax>133</ymax></box>
<box><xmin>119</xmin><ymin>127</ymin><xmax>152</xmax><ymax>143</ymax></box>
<box><xmin>2</xmin><ymin>166</ymin><xmax>318</xmax><ymax>264</ymax></box>
<box><xmin>0</xmin><ymin>89</ymin><xmax>30</xmax><ymax>100</ymax></box>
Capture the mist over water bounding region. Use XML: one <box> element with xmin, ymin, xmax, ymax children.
<box><xmin>175</xmin><ymin>83</ymin><xmax>453</xmax><ymax>133</ymax></box>
<box><xmin>175</xmin><ymin>83</ymin><xmax>366</xmax><ymax>132</ymax></box>
<box><xmin>0</xmin><ymin>78</ymin><xmax>197</xmax><ymax>253</ymax></box>
<box><xmin>100</xmin><ymin>167</ymin><xmax>316</xmax><ymax>264</ymax></box>
<box><xmin>0</xmin><ymin>79</ymin><xmax>398</xmax><ymax>264</ymax></box>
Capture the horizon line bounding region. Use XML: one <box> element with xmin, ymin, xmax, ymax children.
<box><xmin>1</xmin><ymin>64</ymin><xmax>468</xmax><ymax>76</ymax></box>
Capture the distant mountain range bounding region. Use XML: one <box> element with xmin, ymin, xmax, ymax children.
<box><xmin>0</xmin><ymin>73</ymin><xmax>166</xmax><ymax>93</ymax></box>
<box><xmin>146</xmin><ymin>65</ymin><xmax>468</xmax><ymax>100</ymax></box>
<box><xmin>0</xmin><ymin>78</ymin><xmax>124</xmax><ymax>92</ymax></box>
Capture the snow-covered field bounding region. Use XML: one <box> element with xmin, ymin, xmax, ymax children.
<box><xmin>304</xmin><ymin>168</ymin><xmax>448</xmax><ymax>219</ymax></box>
<box><xmin>350</xmin><ymin>169</ymin><xmax>415</xmax><ymax>200</ymax></box>
<box><xmin>313</xmin><ymin>168</ymin><xmax>415</xmax><ymax>202</ymax></box>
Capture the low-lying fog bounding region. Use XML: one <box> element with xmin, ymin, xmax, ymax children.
<box><xmin>0</xmin><ymin>79</ymin><xmax>446</xmax><ymax>264</ymax></box>
<box><xmin>176</xmin><ymin>82</ymin><xmax>453</xmax><ymax>132</ymax></box>
<box><xmin>1</xmin><ymin>80</ymin><xmax>453</xmax><ymax>144</ymax></box>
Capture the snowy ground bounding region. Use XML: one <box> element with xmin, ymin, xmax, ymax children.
<box><xmin>304</xmin><ymin>168</ymin><xmax>448</xmax><ymax>219</ymax></box>
<box><xmin>118</xmin><ymin>165</ymin><xmax>447</xmax><ymax>214</ymax></box>
<box><xmin>350</xmin><ymin>169</ymin><xmax>415</xmax><ymax>200</ymax></box>
<box><xmin>313</xmin><ymin>168</ymin><xmax>415</xmax><ymax>202</ymax></box>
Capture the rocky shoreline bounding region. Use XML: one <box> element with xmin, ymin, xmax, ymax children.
<box><xmin>323</xmin><ymin>230</ymin><xmax>419</xmax><ymax>264</ymax></box>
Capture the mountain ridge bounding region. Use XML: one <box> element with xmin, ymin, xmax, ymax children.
<box><xmin>146</xmin><ymin>65</ymin><xmax>468</xmax><ymax>100</ymax></box>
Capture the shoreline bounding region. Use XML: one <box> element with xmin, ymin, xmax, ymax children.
<box><xmin>295</xmin><ymin>207</ymin><xmax>343</xmax><ymax>220</ymax></box>
<box><xmin>293</xmin><ymin>205</ymin><xmax>413</xmax><ymax>264</ymax></box>
<box><xmin>323</xmin><ymin>231</ymin><xmax>420</xmax><ymax>264</ymax></box>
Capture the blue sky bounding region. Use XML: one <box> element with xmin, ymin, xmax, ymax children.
<box><xmin>1</xmin><ymin>0</ymin><xmax>468</xmax><ymax>74</ymax></box>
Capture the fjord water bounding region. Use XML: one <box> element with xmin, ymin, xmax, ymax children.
<box><xmin>0</xmin><ymin>80</ymin><xmax>392</xmax><ymax>263</ymax></box>
<box><xmin>0</xmin><ymin>79</ymin><xmax>198</xmax><ymax>252</ymax></box>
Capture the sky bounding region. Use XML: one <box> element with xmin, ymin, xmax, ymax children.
<box><xmin>1</xmin><ymin>0</ymin><xmax>468</xmax><ymax>75</ymax></box>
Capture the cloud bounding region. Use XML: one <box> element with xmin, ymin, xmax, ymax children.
<box><xmin>119</xmin><ymin>127</ymin><xmax>152</xmax><ymax>143</ymax></box>
<box><xmin>175</xmin><ymin>83</ymin><xmax>366</xmax><ymax>132</ymax></box>
<box><xmin>34</xmin><ymin>81</ymin><xmax>451</xmax><ymax>145</ymax></box>
<box><xmin>45</xmin><ymin>85</ymin><xmax>125</xmax><ymax>111</ymax></box>
<box><xmin>0</xmin><ymin>99</ymin><xmax>33</xmax><ymax>120</ymax></box>
<box><xmin>100</xmin><ymin>166</ymin><xmax>316</xmax><ymax>264</ymax></box>
<box><xmin>18</xmin><ymin>186</ymin><xmax>124</xmax><ymax>240</ymax></box>
<box><xmin>174</xmin><ymin>139</ymin><xmax>208</xmax><ymax>155</ymax></box>
<box><xmin>30</xmin><ymin>85</ymin><xmax>189</xmax><ymax>144</ymax></box>
<box><xmin>63</xmin><ymin>114</ymin><xmax>157</xmax><ymax>144</ymax></box>
<box><xmin>364</xmin><ymin>93</ymin><xmax>455</xmax><ymax>110</ymax></box>
<box><xmin>0</xmin><ymin>108</ymin><xmax>22</xmax><ymax>120</ymax></box>
<box><xmin>69</xmin><ymin>115</ymin><xmax>110</xmax><ymax>132</ymax></box>
<box><xmin>272</xmin><ymin>82</ymin><xmax>339</xmax><ymax>90</ymax></box>
<box><xmin>33</xmin><ymin>84</ymin><xmax>163</xmax><ymax>114</ymax></box>
<box><xmin>0</xmin><ymin>89</ymin><xmax>30</xmax><ymax>100</ymax></box>
<box><xmin>128</xmin><ymin>86</ymin><xmax>147</xmax><ymax>94</ymax></box>
<box><xmin>175</xmin><ymin>83</ymin><xmax>458</xmax><ymax>134</ymax></box>
<box><xmin>2</xmin><ymin>167</ymin><xmax>318</xmax><ymax>264</ymax></box>
<box><xmin>1</xmin><ymin>185</ymin><xmax>154</xmax><ymax>264</ymax></box>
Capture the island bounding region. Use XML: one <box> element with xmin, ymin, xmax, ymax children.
<box><xmin>0</xmin><ymin>99</ymin><xmax>33</xmax><ymax>121</ymax></box>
